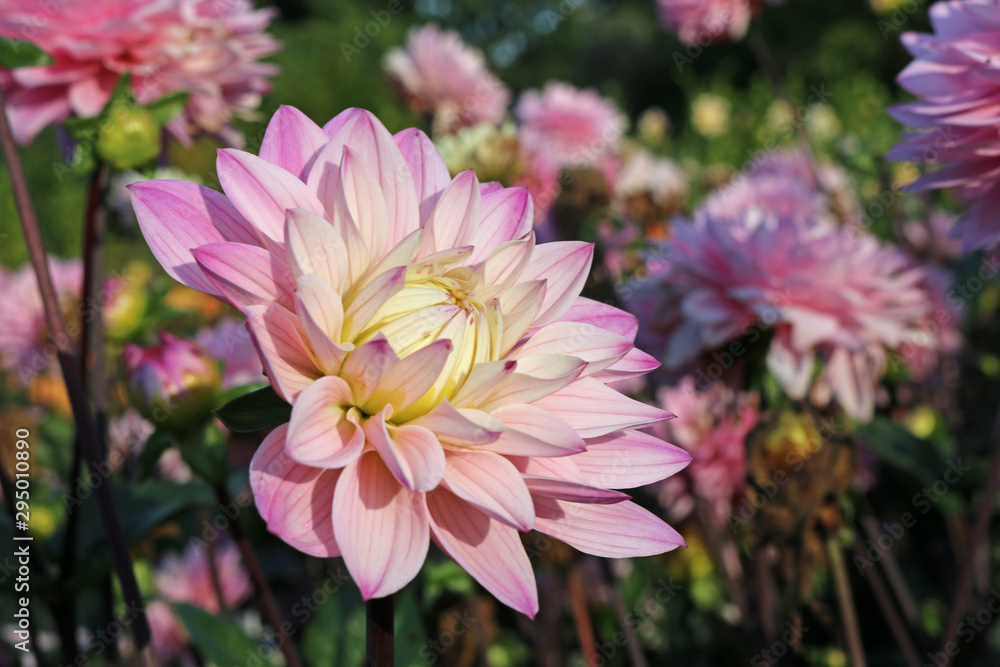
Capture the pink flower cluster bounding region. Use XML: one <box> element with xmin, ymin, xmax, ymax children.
<box><xmin>655</xmin><ymin>377</ymin><xmax>758</xmax><ymax>525</ymax></box>
<box><xmin>889</xmin><ymin>0</ymin><xmax>1000</xmax><ymax>250</ymax></box>
<box><xmin>657</xmin><ymin>0</ymin><xmax>776</xmax><ymax>45</ymax></box>
<box><xmin>0</xmin><ymin>0</ymin><xmax>279</xmax><ymax>145</ymax></box>
<box><xmin>516</xmin><ymin>82</ymin><xmax>626</xmax><ymax>179</ymax></box>
<box><xmin>147</xmin><ymin>540</ymin><xmax>252</xmax><ymax>662</ymax></box>
<box><xmin>0</xmin><ymin>258</ymin><xmax>82</xmax><ymax>384</ymax></box>
<box><xmin>385</xmin><ymin>24</ymin><xmax>510</xmax><ymax>135</ymax></box>
<box><xmin>658</xmin><ymin>151</ymin><xmax>934</xmax><ymax>421</ymax></box>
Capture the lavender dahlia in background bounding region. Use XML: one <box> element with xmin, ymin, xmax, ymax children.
<box><xmin>0</xmin><ymin>0</ymin><xmax>279</xmax><ymax>146</ymax></box>
<box><xmin>130</xmin><ymin>104</ymin><xmax>691</xmax><ymax>615</ymax></box>
<box><xmin>889</xmin><ymin>0</ymin><xmax>1000</xmax><ymax>251</ymax></box>
<box><xmin>644</xmin><ymin>151</ymin><xmax>937</xmax><ymax>421</ymax></box>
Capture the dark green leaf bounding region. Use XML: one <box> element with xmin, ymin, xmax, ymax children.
<box><xmin>0</xmin><ymin>39</ymin><xmax>53</xmax><ymax>69</ymax></box>
<box><xmin>302</xmin><ymin>587</ymin><xmax>365</xmax><ymax>667</ymax></box>
<box><xmin>145</xmin><ymin>91</ymin><xmax>190</xmax><ymax>125</ymax></box>
<box><xmin>173</xmin><ymin>603</ymin><xmax>270</xmax><ymax>667</ymax></box>
<box><xmin>213</xmin><ymin>386</ymin><xmax>291</xmax><ymax>433</ymax></box>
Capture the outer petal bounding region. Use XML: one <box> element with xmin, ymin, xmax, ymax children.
<box><xmin>294</xmin><ymin>274</ymin><xmax>351</xmax><ymax>374</ymax></box>
<box><xmin>217</xmin><ymin>149</ymin><xmax>325</xmax><ymax>250</ymax></box>
<box><xmin>533</xmin><ymin>497</ymin><xmax>686</xmax><ymax>557</ymax></box>
<box><xmin>421</xmin><ymin>170</ymin><xmax>481</xmax><ymax>257</ymax></box>
<box><xmin>410</xmin><ymin>400</ymin><xmax>505</xmax><ymax>446</ymax></box>
<box><xmin>130</xmin><ymin>181</ymin><xmax>249</xmax><ymax>295</ymax></box>
<box><xmin>284</xmin><ymin>208</ymin><xmax>349</xmax><ymax>292</ymax></box>
<box><xmin>193</xmin><ymin>242</ymin><xmax>295</xmax><ymax>309</ymax></box>
<box><xmin>442</xmin><ymin>450</ymin><xmax>534</xmax><ymax>530</ymax></box>
<box><xmin>554</xmin><ymin>297</ymin><xmax>639</xmax><ymax>341</ymax></box>
<box><xmin>334</xmin><ymin>453</ymin><xmax>430</xmax><ymax>599</ymax></box>
<box><xmin>427</xmin><ymin>488</ymin><xmax>539</xmax><ymax>618</ymax></box>
<box><xmin>486</xmin><ymin>404</ymin><xmax>585</xmax><ymax>457</ymax></box>
<box><xmin>394</xmin><ymin>127</ymin><xmax>451</xmax><ymax>225</ymax></box>
<box><xmin>259</xmin><ymin>105</ymin><xmax>331</xmax><ymax>178</ymax></box>
<box><xmin>511</xmin><ymin>321</ymin><xmax>632</xmax><ymax>374</ymax></box>
<box><xmin>533</xmin><ymin>377</ymin><xmax>672</xmax><ymax>438</ymax></box>
<box><xmin>243</xmin><ymin>303</ymin><xmax>322</xmax><ymax>402</ymax></box>
<box><xmin>249</xmin><ymin>424</ymin><xmax>340</xmax><ymax>557</ymax></box>
<box><xmin>469</xmin><ymin>188</ymin><xmax>534</xmax><ymax>263</ymax></box>
<box><xmin>517</xmin><ymin>241</ymin><xmax>594</xmax><ymax>326</ymax></box>
<box><xmin>312</xmin><ymin>110</ymin><xmax>420</xmax><ymax>244</ymax></box>
<box><xmin>572</xmin><ymin>430</ymin><xmax>691</xmax><ymax>489</ymax></box>
<box><xmin>286</xmin><ymin>377</ymin><xmax>365</xmax><ymax>468</ymax></box>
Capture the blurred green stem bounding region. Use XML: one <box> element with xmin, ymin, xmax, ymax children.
<box><xmin>366</xmin><ymin>593</ymin><xmax>394</xmax><ymax>667</ymax></box>
<box><xmin>215</xmin><ymin>483</ymin><xmax>303</xmax><ymax>667</ymax></box>
<box><xmin>0</xmin><ymin>89</ymin><xmax>156</xmax><ymax>665</ymax></box>
<box><xmin>938</xmin><ymin>406</ymin><xmax>1000</xmax><ymax>665</ymax></box>
<box><xmin>828</xmin><ymin>536</ymin><xmax>867</xmax><ymax>667</ymax></box>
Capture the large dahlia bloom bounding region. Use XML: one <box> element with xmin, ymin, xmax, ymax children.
<box><xmin>385</xmin><ymin>25</ymin><xmax>510</xmax><ymax>136</ymax></box>
<box><xmin>130</xmin><ymin>105</ymin><xmax>689</xmax><ymax>616</ymax></box>
<box><xmin>662</xmin><ymin>203</ymin><xmax>931</xmax><ymax>422</ymax></box>
<box><xmin>657</xmin><ymin>0</ymin><xmax>776</xmax><ymax>45</ymax></box>
<box><xmin>889</xmin><ymin>0</ymin><xmax>1000</xmax><ymax>251</ymax></box>
<box><xmin>515</xmin><ymin>82</ymin><xmax>626</xmax><ymax>177</ymax></box>
<box><xmin>0</xmin><ymin>0</ymin><xmax>279</xmax><ymax>145</ymax></box>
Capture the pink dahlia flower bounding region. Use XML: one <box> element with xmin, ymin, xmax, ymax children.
<box><xmin>655</xmin><ymin>377</ymin><xmax>758</xmax><ymax>526</ymax></box>
<box><xmin>385</xmin><ymin>25</ymin><xmax>510</xmax><ymax>136</ymax></box>
<box><xmin>148</xmin><ymin>539</ymin><xmax>252</xmax><ymax>662</ymax></box>
<box><xmin>0</xmin><ymin>259</ymin><xmax>82</xmax><ymax>384</ymax></box>
<box><xmin>515</xmin><ymin>82</ymin><xmax>626</xmax><ymax>177</ymax></box>
<box><xmin>657</xmin><ymin>0</ymin><xmax>775</xmax><ymax>45</ymax></box>
<box><xmin>662</xmin><ymin>203</ymin><xmax>932</xmax><ymax>422</ymax></box>
<box><xmin>124</xmin><ymin>333</ymin><xmax>221</xmax><ymax>432</ymax></box>
<box><xmin>888</xmin><ymin>0</ymin><xmax>1000</xmax><ymax>251</ymax></box>
<box><xmin>197</xmin><ymin>318</ymin><xmax>266</xmax><ymax>389</ymax></box>
<box><xmin>0</xmin><ymin>0</ymin><xmax>279</xmax><ymax>145</ymax></box>
<box><xmin>130</xmin><ymin>105</ymin><xmax>690</xmax><ymax>616</ymax></box>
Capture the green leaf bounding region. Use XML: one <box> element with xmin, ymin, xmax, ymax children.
<box><xmin>173</xmin><ymin>603</ymin><xmax>270</xmax><ymax>667</ymax></box>
<box><xmin>302</xmin><ymin>588</ymin><xmax>365</xmax><ymax>667</ymax></box>
<box><xmin>140</xmin><ymin>429</ymin><xmax>175</xmax><ymax>479</ymax></box>
<box><xmin>213</xmin><ymin>386</ymin><xmax>291</xmax><ymax>433</ymax></box>
<box><xmin>0</xmin><ymin>39</ymin><xmax>53</xmax><ymax>69</ymax></box>
<box><xmin>145</xmin><ymin>91</ymin><xmax>189</xmax><ymax>125</ymax></box>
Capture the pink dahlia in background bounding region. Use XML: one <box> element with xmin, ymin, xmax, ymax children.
<box><xmin>130</xmin><ymin>104</ymin><xmax>690</xmax><ymax>616</ymax></box>
<box><xmin>147</xmin><ymin>540</ymin><xmax>252</xmax><ymax>663</ymax></box>
<box><xmin>385</xmin><ymin>25</ymin><xmax>510</xmax><ymax>137</ymax></box>
<box><xmin>655</xmin><ymin>377</ymin><xmax>758</xmax><ymax>525</ymax></box>
<box><xmin>197</xmin><ymin>318</ymin><xmax>267</xmax><ymax>389</ymax></box>
<box><xmin>0</xmin><ymin>0</ymin><xmax>279</xmax><ymax>145</ymax></box>
<box><xmin>0</xmin><ymin>259</ymin><xmax>82</xmax><ymax>385</ymax></box>
<box><xmin>661</xmin><ymin>198</ymin><xmax>932</xmax><ymax>422</ymax></box>
<box><xmin>515</xmin><ymin>82</ymin><xmax>626</xmax><ymax>178</ymax></box>
<box><xmin>657</xmin><ymin>0</ymin><xmax>775</xmax><ymax>44</ymax></box>
<box><xmin>888</xmin><ymin>0</ymin><xmax>1000</xmax><ymax>251</ymax></box>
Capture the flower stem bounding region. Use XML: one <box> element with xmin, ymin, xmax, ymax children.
<box><xmin>852</xmin><ymin>537</ymin><xmax>921</xmax><ymax>667</ymax></box>
<box><xmin>937</xmin><ymin>406</ymin><xmax>1000</xmax><ymax>666</ymax></box>
<box><xmin>827</xmin><ymin>535</ymin><xmax>867</xmax><ymax>667</ymax></box>
<box><xmin>366</xmin><ymin>594</ymin><xmax>394</xmax><ymax>667</ymax></box>
<box><xmin>215</xmin><ymin>484</ymin><xmax>302</xmax><ymax>667</ymax></box>
<box><xmin>0</xmin><ymin>89</ymin><xmax>155</xmax><ymax>664</ymax></box>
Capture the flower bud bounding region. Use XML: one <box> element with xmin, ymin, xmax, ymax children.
<box><xmin>104</xmin><ymin>261</ymin><xmax>151</xmax><ymax>340</ymax></box>
<box><xmin>124</xmin><ymin>334</ymin><xmax>221</xmax><ymax>433</ymax></box>
<box><xmin>96</xmin><ymin>106</ymin><xmax>160</xmax><ymax>169</ymax></box>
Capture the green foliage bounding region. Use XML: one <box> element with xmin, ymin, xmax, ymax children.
<box><xmin>213</xmin><ymin>386</ymin><xmax>292</xmax><ymax>433</ymax></box>
<box><xmin>173</xmin><ymin>603</ymin><xmax>273</xmax><ymax>667</ymax></box>
<box><xmin>0</xmin><ymin>38</ymin><xmax>53</xmax><ymax>69</ymax></box>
